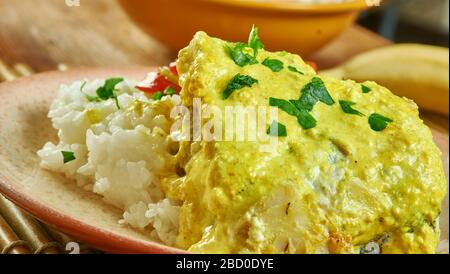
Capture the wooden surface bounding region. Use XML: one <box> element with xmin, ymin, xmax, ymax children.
<box><xmin>0</xmin><ymin>0</ymin><xmax>390</xmax><ymax>70</ymax></box>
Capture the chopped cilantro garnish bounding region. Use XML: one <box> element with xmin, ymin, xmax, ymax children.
<box><xmin>298</xmin><ymin>77</ymin><xmax>335</xmax><ymax>108</ymax></box>
<box><xmin>269</xmin><ymin>98</ymin><xmax>316</xmax><ymax>130</ymax></box>
<box><xmin>297</xmin><ymin>109</ymin><xmax>317</xmax><ymax>130</ymax></box>
<box><xmin>368</xmin><ymin>113</ymin><xmax>393</xmax><ymax>131</ymax></box>
<box><xmin>288</xmin><ymin>77</ymin><xmax>334</xmax><ymax>113</ymax></box>
<box><xmin>225</xmin><ymin>26</ymin><xmax>264</xmax><ymax>66</ymax></box>
<box><xmin>269</xmin><ymin>77</ymin><xmax>333</xmax><ymax>130</ymax></box>
<box><xmin>61</xmin><ymin>151</ymin><xmax>76</xmax><ymax>164</ymax></box>
<box><xmin>262</xmin><ymin>58</ymin><xmax>284</xmax><ymax>72</ymax></box>
<box><xmin>85</xmin><ymin>94</ymin><xmax>101</xmax><ymax>102</ymax></box>
<box><xmin>339</xmin><ymin>100</ymin><xmax>364</xmax><ymax>116</ymax></box>
<box><xmin>80</xmin><ymin>81</ymin><xmax>101</xmax><ymax>102</ymax></box>
<box><xmin>164</xmin><ymin>87</ymin><xmax>176</xmax><ymax>96</ymax></box>
<box><xmin>97</xmin><ymin>77</ymin><xmax>123</xmax><ymax>99</ymax></box>
<box><xmin>290</xmin><ymin>97</ymin><xmax>315</xmax><ymax>113</ymax></box>
<box><xmin>269</xmin><ymin>98</ymin><xmax>300</xmax><ymax>116</ymax></box>
<box><xmin>288</xmin><ymin>66</ymin><xmax>304</xmax><ymax>75</ymax></box>
<box><xmin>225</xmin><ymin>42</ymin><xmax>258</xmax><ymax>67</ymax></box>
<box><xmin>152</xmin><ymin>87</ymin><xmax>177</xmax><ymax>101</ymax></box>
<box><xmin>267</xmin><ymin>121</ymin><xmax>287</xmax><ymax>137</ymax></box>
<box><xmin>83</xmin><ymin>77</ymin><xmax>124</xmax><ymax>108</ymax></box>
<box><xmin>153</xmin><ymin>92</ymin><xmax>164</xmax><ymax>101</ymax></box>
<box><xmin>361</xmin><ymin>85</ymin><xmax>371</xmax><ymax>93</ymax></box>
<box><xmin>248</xmin><ymin>25</ymin><xmax>264</xmax><ymax>58</ymax></box>
<box><xmin>223</xmin><ymin>74</ymin><xmax>258</xmax><ymax>99</ymax></box>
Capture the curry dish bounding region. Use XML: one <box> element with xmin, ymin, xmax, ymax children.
<box><xmin>38</xmin><ymin>28</ymin><xmax>447</xmax><ymax>254</ymax></box>
<box><xmin>166</xmin><ymin>31</ymin><xmax>446</xmax><ymax>253</ymax></box>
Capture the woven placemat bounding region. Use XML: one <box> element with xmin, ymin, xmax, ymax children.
<box><xmin>0</xmin><ymin>60</ymin><xmax>100</xmax><ymax>254</ymax></box>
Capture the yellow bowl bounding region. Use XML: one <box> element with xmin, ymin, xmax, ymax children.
<box><xmin>119</xmin><ymin>0</ymin><xmax>369</xmax><ymax>55</ymax></box>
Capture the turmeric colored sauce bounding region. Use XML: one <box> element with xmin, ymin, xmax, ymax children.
<box><xmin>162</xmin><ymin>32</ymin><xmax>446</xmax><ymax>254</ymax></box>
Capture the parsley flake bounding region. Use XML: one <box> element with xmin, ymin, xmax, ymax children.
<box><xmin>269</xmin><ymin>98</ymin><xmax>299</xmax><ymax>116</ymax></box>
<box><xmin>362</xmin><ymin>85</ymin><xmax>371</xmax><ymax>93</ymax></box>
<box><xmin>269</xmin><ymin>77</ymin><xmax>333</xmax><ymax>130</ymax></box>
<box><xmin>297</xmin><ymin>109</ymin><xmax>317</xmax><ymax>130</ymax></box>
<box><xmin>269</xmin><ymin>98</ymin><xmax>317</xmax><ymax>130</ymax></box>
<box><xmin>339</xmin><ymin>100</ymin><xmax>364</xmax><ymax>116</ymax></box>
<box><xmin>225</xmin><ymin>42</ymin><xmax>258</xmax><ymax>67</ymax></box>
<box><xmin>369</xmin><ymin>113</ymin><xmax>393</xmax><ymax>131</ymax></box>
<box><xmin>267</xmin><ymin>121</ymin><xmax>287</xmax><ymax>137</ymax></box>
<box><xmin>288</xmin><ymin>66</ymin><xmax>304</xmax><ymax>75</ymax></box>
<box><xmin>164</xmin><ymin>87</ymin><xmax>176</xmax><ymax>96</ymax></box>
<box><xmin>80</xmin><ymin>81</ymin><xmax>101</xmax><ymax>102</ymax></box>
<box><xmin>262</xmin><ymin>58</ymin><xmax>284</xmax><ymax>72</ymax></box>
<box><xmin>299</xmin><ymin>77</ymin><xmax>335</xmax><ymax>108</ymax></box>
<box><xmin>288</xmin><ymin>77</ymin><xmax>335</xmax><ymax>113</ymax></box>
<box><xmin>152</xmin><ymin>87</ymin><xmax>176</xmax><ymax>101</ymax></box>
<box><xmin>153</xmin><ymin>92</ymin><xmax>164</xmax><ymax>101</ymax></box>
<box><xmin>248</xmin><ymin>25</ymin><xmax>264</xmax><ymax>58</ymax></box>
<box><xmin>223</xmin><ymin>74</ymin><xmax>258</xmax><ymax>99</ymax></box>
<box><xmin>61</xmin><ymin>151</ymin><xmax>76</xmax><ymax>164</ymax></box>
<box><xmin>83</xmin><ymin>77</ymin><xmax>124</xmax><ymax>109</ymax></box>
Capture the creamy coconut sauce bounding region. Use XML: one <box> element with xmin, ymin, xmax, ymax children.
<box><xmin>158</xmin><ymin>32</ymin><xmax>447</xmax><ymax>254</ymax></box>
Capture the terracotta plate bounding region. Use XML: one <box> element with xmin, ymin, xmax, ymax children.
<box><xmin>0</xmin><ymin>68</ymin><xmax>448</xmax><ymax>253</ymax></box>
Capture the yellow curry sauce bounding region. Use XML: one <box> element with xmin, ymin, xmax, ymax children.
<box><xmin>160</xmin><ymin>32</ymin><xmax>446</xmax><ymax>254</ymax></box>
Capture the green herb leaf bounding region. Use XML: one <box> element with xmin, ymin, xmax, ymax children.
<box><xmin>61</xmin><ymin>151</ymin><xmax>76</xmax><ymax>164</ymax></box>
<box><xmin>95</xmin><ymin>77</ymin><xmax>124</xmax><ymax>109</ymax></box>
<box><xmin>269</xmin><ymin>98</ymin><xmax>317</xmax><ymax>130</ymax></box>
<box><xmin>269</xmin><ymin>77</ymin><xmax>332</xmax><ymax>131</ymax></box>
<box><xmin>262</xmin><ymin>58</ymin><xmax>284</xmax><ymax>72</ymax></box>
<box><xmin>269</xmin><ymin>98</ymin><xmax>300</xmax><ymax>116</ymax></box>
<box><xmin>152</xmin><ymin>87</ymin><xmax>177</xmax><ymax>101</ymax></box>
<box><xmin>297</xmin><ymin>109</ymin><xmax>317</xmax><ymax>130</ymax></box>
<box><xmin>225</xmin><ymin>43</ymin><xmax>258</xmax><ymax>67</ymax></box>
<box><xmin>164</xmin><ymin>87</ymin><xmax>176</xmax><ymax>96</ymax></box>
<box><xmin>369</xmin><ymin>113</ymin><xmax>393</xmax><ymax>131</ymax></box>
<box><xmin>97</xmin><ymin>78</ymin><xmax>123</xmax><ymax>100</ymax></box>
<box><xmin>339</xmin><ymin>100</ymin><xmax>364</xmax><ymax>116</ymax></box>
<box><xmin>248</xmin><ymin>25</ymin><xmax>264</xmax><ymax>58</ymax></box>
<box><xmin>267</xmin><ymin>121</ymin><xmax>287</xmax><ymax>137</ymax></box>
<box><xmin>290</xmin><ymin>97</ymin><xmax>315</xmax><ymax>112</ymax></box>
<box><xmin>288</xmin><ymin>77</ymin><xmax>334</xmax><ymax>113</ymax></box>
<box><xmin>80</xmin><ymin>81</ymin><xmax>87</xmax><ymax>92</ymax></box>
<box><xmin>85</xmin><ymin>94</ymin><xmax>101</xmax><ymax>102</ymax></box>
<box><xmin>288</xmin><ymin>66</ymin><xmax>304</xmax><ymax>75</ymax></box>
<box><xmin>153</xmin><ymin>92</ymin><xmax>164</xmax><ymax>101</ymax></box>
<box><xmin>114</xmin><ymin>97</ymin><xmax>121</xmax><ymax>109</ymax></box>
<box><xmin>298</xmin><ymin>77</ymin><xmax>335</xmax><ymax>110</ymax></box>
<box><xmin>361</xmin><ymin>84</ymin><xmax>371</xmax><ymax>94</ymax></box>
<box><xmin>223</xmin><ymin>74</ymin><xmax>258</xmax><ymax>99</ymax></box>
<box><xmin>80</xmin><ymin>81</ymin><xmax>101</xmax><ymax>102</ymax></box>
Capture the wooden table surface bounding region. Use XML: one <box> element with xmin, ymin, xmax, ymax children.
<box><xmin>0</xmin><ymin>0</ymin><xmax>391</xmax><ymax>70</ymax></box>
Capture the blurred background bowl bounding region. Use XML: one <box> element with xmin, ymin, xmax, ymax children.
<box><xmin>119</xmin><ymin>0</ymin><xmax>369</xmax><ymax>55</ymax></box>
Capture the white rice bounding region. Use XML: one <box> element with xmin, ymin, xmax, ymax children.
<box><xmin>37</xmin><ymin>79</ymin><xmax>181</xmax><ymax>246</ymax></box>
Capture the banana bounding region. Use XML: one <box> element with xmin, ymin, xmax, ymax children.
<box><xmin>320</xmin><ymin>44</ymin><xmax>449</xmax><ymax>115</ymax></box>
